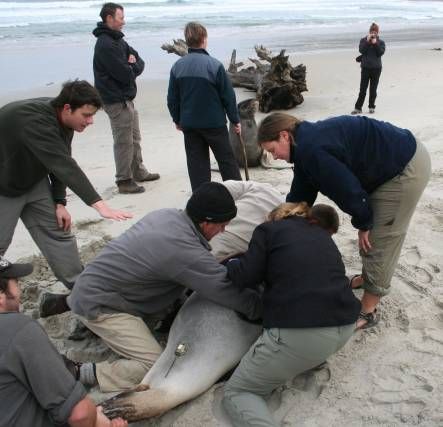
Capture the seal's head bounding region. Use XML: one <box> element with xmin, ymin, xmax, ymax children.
<box><xmin>237</xmin><ymin>99</ymin><xmax>259</xmax><ymax>119</ymax></box>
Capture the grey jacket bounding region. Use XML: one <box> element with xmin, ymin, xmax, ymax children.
<box><xmin>68</xmin><ymin>209</ymin><xmax>262</xmax><ymax>320</ymax></box>
<box><xmin>0</xmin><ymin>313</ymin><xmax>86</xmax><ymax>427</ymax></box>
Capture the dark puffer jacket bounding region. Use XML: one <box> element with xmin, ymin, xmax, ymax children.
<box><xmin>359</xmin><ymin>36</ymin><xmax>386</xmax><ymax>69</ymax></box>
<box><xmin>93</xmin><ymin>23</ymin><xmax>145</xmax><ymax>104</ymax></box>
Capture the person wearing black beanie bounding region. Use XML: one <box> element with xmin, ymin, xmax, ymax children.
<box><xmin>186</xmin><ymin>182</ymin><xmax>238</xmax><ymax>241</ymax></box>
<box><xmin>67</xmin><ymin>181</ymin><xmax>261</xmax><ymax>392</ymax></box>
<box><xmin>186</xmin><ymin>182</ymin><xmax>237</xmax><ymax>223</ymax></box>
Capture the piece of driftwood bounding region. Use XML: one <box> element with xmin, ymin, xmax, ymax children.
<box><xmin>161</xmin><ymin>41</ymin><xmax>307</xmax><ymax>113</ymax></box>
<box><xmin>161</xmin><ymin>39</ymin><xmax>188</xmax><ymax>57</ymax></box>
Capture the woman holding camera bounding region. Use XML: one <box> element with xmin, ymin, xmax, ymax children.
<box><xmin>256</xmin><ymin>112</ymin><xmax>431</xmax><ymax>330</ymax></box>
<box><xmin>352</xmin><ymin>22</ymin><xmax>385</xmax><ymax>114</ymax></box>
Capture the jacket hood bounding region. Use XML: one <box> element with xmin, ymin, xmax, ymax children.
<box><xmin>93</xmin><ymin>22</ymin><xmax>124</xmax><ymax>39</ymax></box>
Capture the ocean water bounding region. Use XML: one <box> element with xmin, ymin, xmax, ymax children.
<box><xmin>1</xmin><ymin>0</ymin><xmax>443</xmax><ymax>91</ymax></box>
<box><xmin>2</xmin><ymin>0</ymin><xmax>443</xmax><ymax>43</ymax></box>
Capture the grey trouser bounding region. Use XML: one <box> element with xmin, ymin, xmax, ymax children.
<box><xmin>361</xmin><ymin>140</ymin><xmax>431</xmax><ymax>296</ymax></box>
<box><xmin>103</xmin><ymin>100</ymin><xmax>148</xmax><ymax>183</ymax></box>
<box><xmin>223</xmin><ymin>324</ymin><xmax>355</xmax><ymax>427</ymax></box>
<box><xmin>0</xmin><ymin>179</ymin><xmax>82</xmax><ymax>289</ymax></box>
<box><xmin>78</xmin><ymin>312</ymin><xmax>162</xmax><ymax>392</ymax></box>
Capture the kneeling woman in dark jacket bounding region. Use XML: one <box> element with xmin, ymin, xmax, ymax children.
<box><xmin>223</xmin><ymin>203</ymin><xmax>360</xmax><ymax>427</ymax></box>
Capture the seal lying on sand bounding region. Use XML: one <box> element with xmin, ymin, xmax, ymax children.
<box><xmin>101</xmin><ymin>294</ymin><xmax>261</xmax><ymax>422</ymax></box>
<box><xmin>100</xmin><ymin>181</ymin><xmax>283</xmax><ymax>422</ymax></box>
<box><xmin>229</xmin><ymin>99</ymin><xmax>263</xmax><ymax>168</ymax></box>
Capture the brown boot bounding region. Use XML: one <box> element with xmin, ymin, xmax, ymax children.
<box><xmin>134</xmin><ymin>172</ymin><xmax>160</xmax><ymax>182</ymax></box>
<box><xmin>117</xmin><ymin>179</ymin><xmax>145</xmax><ymax>194</ymax></box>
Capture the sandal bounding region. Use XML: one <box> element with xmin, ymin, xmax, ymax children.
<box><xmin>349</xmin><ymin>274</ymin><xmax>363</xmax><ymax>289</ymax></box>
<box><xmin>356</xmin><ymin>309</ymin><xmax>379</xmax><ymax>330</ymax></box>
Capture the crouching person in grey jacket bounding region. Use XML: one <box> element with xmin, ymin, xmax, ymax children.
<box><xmin>67</xmin><ymin>182</ymin><xmax>262</xmax><ymax>392</ymax></box>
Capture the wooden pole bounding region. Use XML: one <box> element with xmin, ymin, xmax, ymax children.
<box><xmin>237</xmin><ymin>133</ymin><xmax>250</xmax><ymax>181</ymax></box>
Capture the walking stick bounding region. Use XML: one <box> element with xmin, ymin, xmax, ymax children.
<box><xmin>237</xmin><ymin>132</ymin><xmax>250</xmax><ymax>181</ymax></box>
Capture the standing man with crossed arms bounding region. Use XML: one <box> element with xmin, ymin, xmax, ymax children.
<box><xmin>93</xmin><ymin>2</ymin><xmax>159</xmax><ymax>194</ymax></box>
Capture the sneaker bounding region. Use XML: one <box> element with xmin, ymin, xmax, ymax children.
<box><xmin>351</xmin><ymin>109</ymin><xmax>362</xmax><ymax>115</ymax></box>
<box><xmin>39</xmin><ymin>292</ymin><xmax>70</xmax><ymax>318</ymax></box>
<box><xmin>61</xmin><ymin>355</ymin><xmax>81</xmax><ymax>380</ymax></box>
<box><xmin>134</xmin><ymin>172</ymin><xmax>160</xmax><ymax>182</ymax></box>
<box><xmin>117</xmin><ymin>179</ymin><xmax>145</xmax><ymax>194</ymax></box>
<box><xmin>369</xmin><ymin>108</ymin><xmax>375</xmax><ymax>114</ymax></box>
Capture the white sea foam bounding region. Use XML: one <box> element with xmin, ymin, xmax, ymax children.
<box><xmin>1</xmin><ymin>0</ymin><xmax>443</xmax><ymax>31</ymax></box>
<box><xmin>1</xmin><ymin>0</ymin><xmax>443</xmax><ymax>91</ymax></box>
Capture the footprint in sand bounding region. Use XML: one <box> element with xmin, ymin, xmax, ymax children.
<box><xmin>370</xmin><ymin>366</ymin><xmax>433</xmax><ymax>424</ymax></box>
<box><xmin>396</xmin><ymin>246</ymin><xmax>435</xmax><ymax>296</ymax></box>
<box><xmin>102</xmin><ymin>186</ymin><xmax>116</xmax><ymax>200</ymax></box>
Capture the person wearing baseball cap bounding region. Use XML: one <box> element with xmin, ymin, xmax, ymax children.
<box><xmin>0</xmin><ymin>255</ymin><xmax>128</xmax><ymax>427</ymax></box>
<box><xmin>66</xmin><ymin>182</ymin><xmax>261</xmax><ymax>393</ymax></box>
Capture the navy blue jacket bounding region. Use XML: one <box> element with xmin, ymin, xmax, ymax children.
<box><xmin>167</xmin><ymin>48</ymin><xmax>239</xmax><ymax>129</ymax></box>
<box><xmin>359</xmin><ymin>36</ymin><xmax>385</xmax><ymax>69</ymax></box>
<box><xmin>93</xmin><ymin>23</ymin><xmax>144</xmax><ymax>104</ymax></box>
<box><xmin>287</xmin><ymin>116</ymin><xmax>416</xmax><ymax>230</ymax></box>
<box><xmin>227</xmin><ymin>216</ymin><xmax>361</xmax><ymax>328</ymax></box>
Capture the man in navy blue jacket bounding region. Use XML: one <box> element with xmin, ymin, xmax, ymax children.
<box><xmin>167</xmin><ymin>22</ymin><xmax>242</xmax><ymax>191</ymax></box>
<box><xmin>93</xmin><ymin>2</ymin><xmax>159</xmax><ymax>194</ymax></box>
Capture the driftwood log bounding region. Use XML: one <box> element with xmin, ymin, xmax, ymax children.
<box><xmin>161</xmin><ymin>40</ymin><xmax>307</xmax><ymax>113</ymax></box>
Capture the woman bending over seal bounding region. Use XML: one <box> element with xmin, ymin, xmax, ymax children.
<box><xmin>223</xmin><ymin>202</ymin><xmax>360</xmax><ymax>427</ymax></box>
<box><xmin>256</xmin><ymin>113</ymin><xmax>431</xmax><ymax>329</ymax></box>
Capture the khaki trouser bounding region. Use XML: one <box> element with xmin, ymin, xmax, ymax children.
<box><xmin>361</xmin><ymin>140</ymin><xmax>431</xmax><ymax>296</ymax></box>
<box><xmin>0</xmin><ymin>179</ymin><xmax>82</xmax><ymax>289</ymax></box>
<box><xmin>103</xmin><ymin>100</ymin><xmax>148</xmax><ymax>183</ymax></box>
<box><xmin>78</xmin><ymin>312</ymin><xmax>163</xmax><ymax>392</ymax></box>
<box><xmin>223</xmin><ymin>324</ymin><xmax>355</xmax><ymax>427</ymax></box>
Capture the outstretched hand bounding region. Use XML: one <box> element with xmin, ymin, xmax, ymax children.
<box><xmin>358</xmin><ymin>229</ymin><xmax>372</xmax><ymax>253</ymax></box>
<box><xmin>92</xmin><ymin>200</ymin><xmax>133</xmax><ymax>221</ymax></box>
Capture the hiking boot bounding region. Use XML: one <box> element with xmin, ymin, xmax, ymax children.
<box><xmin>351</xmin><ymin>109</ymin><xmax>362</xmax><ymax>115</ymax></box>
<box><xmin>134</xmin><ymin>172</ymin><xmax>160</xmax><ymax>182</ymax></box>
<box><xmin>117</xmin><ymin>179</ymin><xmax>145</xmax><ymax>194</ymax></box>
<box><xmin>369</xmin><ymin>108</ymin><xmax>375</xmax><ymax>114</ymax></box>
<box><xmin>39</xmin><ymin>292</ymin><xmax>70</xmax><ymax>318</ymax></box>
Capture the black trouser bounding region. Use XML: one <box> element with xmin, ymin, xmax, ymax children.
<box><xmin>183</xmin><ymin>126</ymin><xmax>242</xmax><ymax>191</ymax></box>
<box><xmin>355</xmin><ymin>67</ymin><xmax>382</xmax><ymax>110</ymax></box>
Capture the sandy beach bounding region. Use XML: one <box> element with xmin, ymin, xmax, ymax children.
<box><xmin>5</xmin><ymin>43</ymin><xmax>443</xmax><ymax>426</ymax></box>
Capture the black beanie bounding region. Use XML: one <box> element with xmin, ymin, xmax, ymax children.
<box><xmin>186</xmin><ymin>182</ymin><xmax>237</xmax><ymax>223</ymax></box>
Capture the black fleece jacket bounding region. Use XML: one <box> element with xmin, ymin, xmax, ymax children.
<box><xmin>93</xmin><ymin>23</ymin><xmax>145</xmax><ymax>104</ymax></box>
<box><xmin>0</xmin><ymin>98</ymin><xmax>101</xmax><ymax>205</ymax></box>
<box><xmin>227</xmin><ymin>216</ymin><xmax>361</xmax><ymax>329</ymax></box>
<box><xmin>359</xmin><ymin>36</ymin><xmax>385</xmax><ymax>69</ymax></box>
